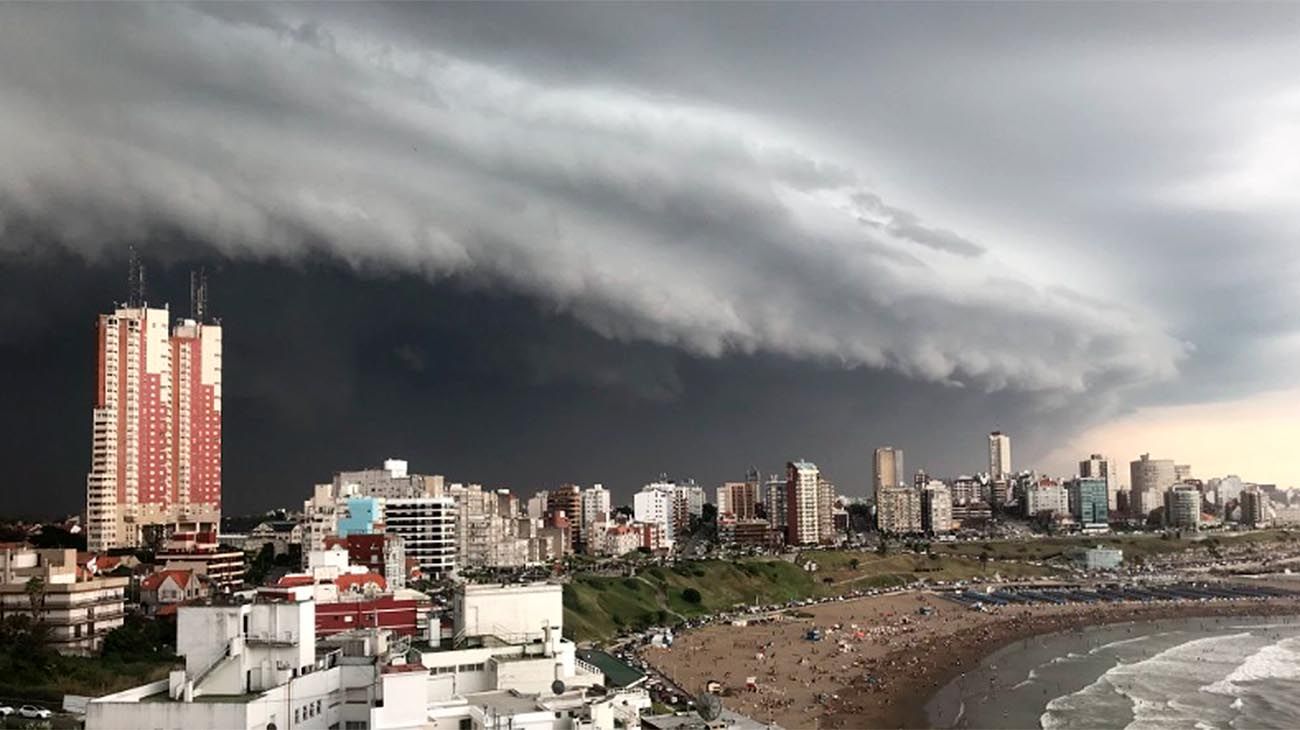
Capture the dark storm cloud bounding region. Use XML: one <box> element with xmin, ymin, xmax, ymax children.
<box><xmin>3</xmin><ymin>2</ymin><xmax>1298</xmax><ymax>509</ymax></box>
<box><xmin>0</xmin><ymin>250</ymin><xmax>1040</xmax><ymax>515</ymax></box>
<box><xmin>0</xmin><ymin>3</ymin><xmax>1187</xmax><ymax>399</ymax></box>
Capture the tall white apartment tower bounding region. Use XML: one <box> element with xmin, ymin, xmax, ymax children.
<box><xmin>86</xmin><ymin>282</ymin><xmax>222</xmax><ymax>553</ymax></box>
<box><xmin>785</xmin><ymin>460</ymin><xmax>821</xmax><ymax>546</ymax></box>
<box><xmin>873</xmin><ymin>446</ymin><xmax>904</xmax><ymax>501</ymax></box>
<box><xmin>634</xmin><ymin>484</ymin><xmax>676</xmax><ymax>544</ymax></box>
<box><xmin>988</xmin><ymin>431</ymin><xmax>1011</xmax><ymax>479</ymax></box>
<box><xmin>580</xmin><ymin>484</ymin><xmax>611</xmax><ymax>540</ymax></box>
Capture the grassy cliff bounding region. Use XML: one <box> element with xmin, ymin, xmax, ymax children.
<box><xmin>562</xmin><ymin>552</ymin><xmax>1059</xmax><ymax>643</ymax></box>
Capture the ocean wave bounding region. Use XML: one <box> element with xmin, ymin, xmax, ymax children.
<box><xmin>1202</xmin><ymin>637</ymin><xmax>1300</xmax><ymax>697</ymax></box>
<box><xmin>1089</xmin><ymin>633</ymin><xmax>1161</xmax><ymax>655</ymax></box>
<box><xmin>1042</xmin><ymin>633</ymin><xmax>1256</xmax><ymax>729</ymax></box>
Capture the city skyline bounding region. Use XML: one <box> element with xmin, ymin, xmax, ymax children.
<box><xmin>30</xmin><ymin>258</ymin><xmax>1300</xmax><ymax>518</ymax></box>
<box><xmin>20</xmin><ymin>261</ymin><xmax>1300</xmax><ymax>518</ymax></box>
<box><xmin>4</xmin><ymin>4</ymin><xmax>1300</xmax><ymax>515</ymax></box>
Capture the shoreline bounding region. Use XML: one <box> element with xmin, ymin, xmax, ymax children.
<box><xmin>636</xmin><ymin>590</ymin><xmax>1300</xmax><ymax>730</ymax></box>
<box><xmin>838</xmin><ymin>600</ymin><xmax>1300</xmax><ymax>729</ymax></box>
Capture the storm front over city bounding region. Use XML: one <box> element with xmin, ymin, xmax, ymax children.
<box><xmin>3</xmin><ymin>4</ymin><xmax>1300</xmax><ymax>730</ymax></box>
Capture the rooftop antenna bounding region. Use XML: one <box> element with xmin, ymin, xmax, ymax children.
<box><xmin>127</xmin><ymin>246</ymin><xmax>146</xmax><ymax>308</ymax></box>
<box><xmin>189</xmin><ymin>267</ymin><xmax>208</xmax><ymax>323</ymax></box>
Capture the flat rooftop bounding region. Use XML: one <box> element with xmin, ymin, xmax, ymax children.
<box><xmin>142</xmin><ymin>692</ymin><xmax>263</xmax><ymax>704</ymax></box>
<box><xmin>576</xmin><ymin>649</ymin><xmax>645</xmax><ymax>688</ymax></box>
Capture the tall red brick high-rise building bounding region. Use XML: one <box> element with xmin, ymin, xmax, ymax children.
<box><xmin>86</xmin><ymin>265</ymin><xmax>222</xmax><ymax>551</ymax></box>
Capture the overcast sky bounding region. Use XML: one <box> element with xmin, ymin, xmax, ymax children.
<box><xmin>3</xmin><ymin>3</ymin><xmax>1299</xmax><ymax>515</ymax></box>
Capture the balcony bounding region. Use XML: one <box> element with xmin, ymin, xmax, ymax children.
<box><xmin>244</xmin><ymin>631</ymin><xmax>298</xmax><ymax>647</ymax></box>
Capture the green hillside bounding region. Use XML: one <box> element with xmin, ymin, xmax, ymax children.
<box><xmin>563</xmin><ymin>560</ymin><xmax>818</xmax><ymax>643</ymax></box>
<box><xmin>562</xmin><ymin>552</ymin><xmax>1059</xmax><ymax>643</ymax></box>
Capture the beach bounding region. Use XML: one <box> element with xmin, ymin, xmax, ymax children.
<box><xmin>637</xmin><ymin>590</ymin><xmax>1300</xmax><ymax>729</ymax></box>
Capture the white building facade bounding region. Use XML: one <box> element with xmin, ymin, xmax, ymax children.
<box><xmin>385</xmin><ymin>497</ymin><xmax>457</xmax><ymax>578</ymax></box>
<box><xmin>988</xmin><ymin>431</ymin><xmax>1011</xmax><ymax>479</ymax></box>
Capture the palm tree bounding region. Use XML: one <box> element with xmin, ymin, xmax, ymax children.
<box><xmin>25</xmin><ymin>576</ymin><xmax>46</xmax><ymax>621</ymax></box>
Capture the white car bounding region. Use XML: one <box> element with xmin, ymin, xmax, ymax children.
<box><xmin>0</xmin><ymin>705</ymin><xmax>13</xmax><ymax>716</ymax></box>
<box><xmin>19</xmin><ymin>705</ymin><xmax>52</xmax><ymax>719</ymax></box>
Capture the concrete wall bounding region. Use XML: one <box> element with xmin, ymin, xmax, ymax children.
<box><xmin>370</xmin><ymin>671</ymin><xmax>429</xmax><ymax>730</ymax></box>
<box><xmin>178</xmin><ymin>604</ymin><xmax>248</xmax><ymax>680</ymax></box>
<box><xmin>87</xmin><ymin>667</ymin><xmax>344</xmax><ymax>730</ymax></box>
<box><xmin>455</xmin><ymin>583</ymin><xmax>563</xmax><ymax>642</ymax></box>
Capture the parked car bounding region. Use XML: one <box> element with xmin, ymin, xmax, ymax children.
<box><xmin>19</xmin><ymin>705</ymin><xmax>52</xmax><ymax>719</ymax></box>
<box><xmin>0</xmin><ymin>705</ymin><xmax>14</xmax><ymax>716</ymax></box>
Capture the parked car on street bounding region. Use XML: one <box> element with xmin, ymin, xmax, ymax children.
<box><xmin>19</xmin><ymin>705</ymin><xmax>52</xmax><ymax>719</ymax></box>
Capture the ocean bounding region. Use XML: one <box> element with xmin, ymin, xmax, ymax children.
<box><xmin>926</xmin><ymin>614</ymin><xmax>1300</xmax><ymax>729</ymax></box>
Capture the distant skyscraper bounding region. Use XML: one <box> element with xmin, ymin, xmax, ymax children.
<box><xmin>1079</xmin><ymin>454</ymin><xmax>1119</xmax><ymax>511</ymax></box>
<box><xmin>816</xmin><ymin>476</ymin><xmax>836</xmax><ymax>543</ymax></box>
<box><xmin>873</xmin><ymin>447</ymin><xmax>904</xmax><ymax>498</ymax></box>
<box><xmin>334</xmin><ymin>459</ymin><xmax>439</xmax><ymax>500</ymax></box>
<box><xmin>878</xmin><ymin>486</ymin><xmax>922</xmax><ymax>534</ymax></box>
<box><xmin>763</xmin><ymin>474</ymin><xmax>787</xmax><ymax>534</ymax></box>
<box><xmin>920</xmin><ymin>481</ymin><xmax>953</xmax><ymax>534</ymax></box>
<box><xmin>384</xmin><ymin>497</ymin><xmax>456</xmax><ymax>577</ymax></box>
<box><xmin>716</xmin><ymin>480</ymin><xmax>759</xmax><ymax>520</ymax></box>
<box><xmin>785</xmin><ymin>461</ymin><xmax>822</xmax><ymax>546</ymax></box>
<box><xmin>1130</xmin><ymin>454</ymin><xmax>1176</xmax><ymax>518</ymax></box>
<box><xmin>1068</xmin><ymin>478</ymin><xmax>1109</xmax><ymax>531</ymax></box>
<box><xmin>86</xmin><ymin>272</ymin><xmax>223</xmax><ymax>552</ymax></box>
<box><xmin>1175</xmin><ymin>464</ymin><xmax>1193</xmax><ymax>482</ymax></box>
<box><xmin>579</xmin><ymin>484</ymin><xmax>611</xmax><ymax>548</ymax></box>
<box><xmin>634</xmin><ymin>481</ymin><xmax>678</xmax><ymax>543</ymax></box>
<box><xmin>988</xmin><ymin>431</ymin><xmax>1011</xmax><ymax>479</ymax></box>
<box><xmin>1164</xmin><ymin>485</ymin><xmax>1202</xmax><ymax>529</ymax></box>
<box><xmin>545</xmin><ymin>484</ymin><xmax>583</xmax><ymax>553</ymax></box>
<box><xmin>1239</xmin><ymin>487</ymin><xmax>1268</xmax><ymax>528</ymax></box>
<box><xmin>1026</xmin><ymin>480</ymin><xmax>1070</xmax><ymax>520</ymax></box>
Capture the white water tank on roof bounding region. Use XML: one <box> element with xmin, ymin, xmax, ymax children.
<box><xmin>385</xmin><ymin>459</ymin><xmax>409</xmax><ymax>478</ymax></box>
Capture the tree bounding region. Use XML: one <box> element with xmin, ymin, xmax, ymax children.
<box><xmin>0</xmin><ymin>615</ymin><xmax>55</xmax><ymax>676</ymax></box>
<box><xmin>846</xmin><ymin>503</ymin><xmax>873</xmax><ymax>533</ymax></box>
<box><xmin>25</xmin><ymin>576</ymin><xmax>46</xmax><ymax>620</ymax></box>
<box><xmin>29</xmin><ymin>525</ymin><xmax>87</xmax><ymax>551</ymax></box>
<box><xmin>244</xmin><ymin>543</ymin><xmax>276</xmax><ymax>586</ymax></box>
<box><xmin>979</xmin><ymin>552</ymin><xmax>990</xmax><ymax>571</ymax></box>
<box><xmin>682</xmin><ymin>588</ymin><xmax>702</xmax><ymax>604</ymax></box>
<box><xmin>101</xmin><ymin>614</ymin><xmax>177</xmax><ymax>662</ymax></box>
<box><xmin>848</xmin><ymin>558</ymin><xmax>861</xmax><ymax>570</ymax></box>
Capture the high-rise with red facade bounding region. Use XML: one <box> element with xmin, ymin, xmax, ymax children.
<box><xmin>86</xmin><ymin>268</ymin><xmax>222</xmax><ymax>551</ymax></box>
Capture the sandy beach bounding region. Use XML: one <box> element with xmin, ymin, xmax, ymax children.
<box><xmin>638</xmin><ymin>590</ymin><xmax>1300</xmax><ymax>729</ymax></box>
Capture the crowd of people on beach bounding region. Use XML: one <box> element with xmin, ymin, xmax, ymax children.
<box><xmin>639</xmin><ymin>588</ymin><xmax>1300</xmax><ymax>729</ymax></box>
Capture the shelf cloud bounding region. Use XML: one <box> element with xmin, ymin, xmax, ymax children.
<box><xmin>0</xmin><ymin>3</ymin><xmax>1186</xmax><ymax>398</ymax></box>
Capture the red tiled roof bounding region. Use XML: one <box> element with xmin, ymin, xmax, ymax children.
<box><xmin>276</xmin><ymin>574</ymin><xmax>314</xmax><ymax>588</ymax></box>
<box><xmin>336</xmin><ymin>572</ymin><xmax>387</xmax><ymax>593</ymax></box>
<box><xmin>142</xmin><ymin>569</ymin><xmax>194</xmax><ymax>591</ymax></box>
<box><xmin>77</xmin><ymin>552</ymin><xmax>122</xmax><ymax>573</ymax></box>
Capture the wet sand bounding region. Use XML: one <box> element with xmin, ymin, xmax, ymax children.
<box><xmin>638</xmin><ymin>591</ymin><xmax>1300</xmax><ymax>729</ymax></box>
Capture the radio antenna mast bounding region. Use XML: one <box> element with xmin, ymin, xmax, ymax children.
<box><xmin>190</xmin><ymin>267</ymin><xmax>209</xmax><ymax>323</ymax></box>
<box><xmin>127</xmin><ymin>246</ymin><xmax>146</xmax><ymax>308</ymax></box>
